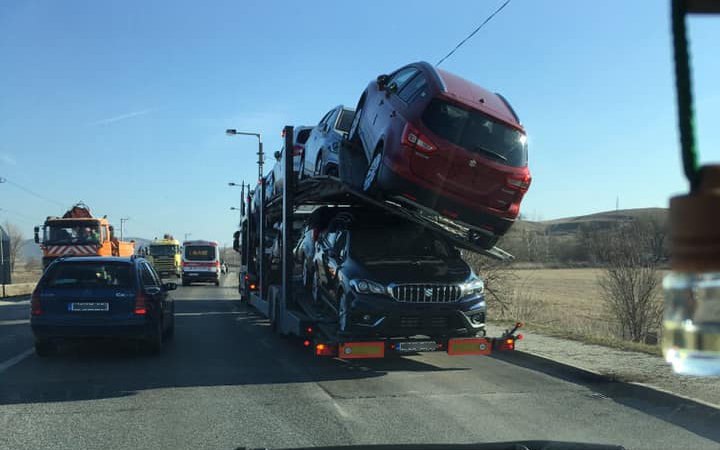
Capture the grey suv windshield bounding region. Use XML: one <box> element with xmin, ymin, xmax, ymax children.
<box><xmin>422</xmin><ymin>99</ymin><xmax>528</xmax><ymax>167</ymax></box>
<box><xmin>350</xmin><ymin>226</ymin><xmax>454</xmax><ymax>260</ymax></box>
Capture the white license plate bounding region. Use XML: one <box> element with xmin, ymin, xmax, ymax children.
<box><xmin>395</xmin><ymin>341</ymin><xmax>438</xmax><ymax>353</ymax></box>
<box><xmin>69</xmin><ymin>303</ymin><xmax>109</xmax><ymax>312</ymax></box>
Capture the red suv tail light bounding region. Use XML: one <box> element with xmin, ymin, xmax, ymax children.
<box><xmin>134</xmin><ymin>292</ymin><xmax>148</xmax><ymax>315</ymax></box>
<box><xmin>30</xmin><ymin>289</ymin><xmax>43</xmax><ymax>316</ymax></box>
<box><xmin>402</xmin><ymin>124</ymin><xmax>437</xmax><ymax>153</ymax></box>
<box><xmin>292</xmin><ymin>144</ymin><xmax>304</xmax><ymax>157</ymax></box>
<box><xmin>506</xmin><ymin>173</ymin><xmax>531</xmax><ymax>192</ymax></box>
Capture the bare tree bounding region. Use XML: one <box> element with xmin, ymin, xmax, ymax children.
<box><xmin>2</xmin><ymin>221</ymin><xmax>24</xmax><ymax>272</ymax></box>
<box><xmin>592</xmin><ymin>220</ymin><xmax>663</xmax><ymax>343</ymax></box>
<box><xmin>461</xmin><ymin>250</ymin><xmax>517</xmax><ymax>314</ymax></box>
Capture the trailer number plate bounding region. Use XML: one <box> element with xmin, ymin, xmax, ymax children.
<box><xmin>396</xmin><ymin>341</ymin><xmax>438</xmax><ymax>353</ymax></box>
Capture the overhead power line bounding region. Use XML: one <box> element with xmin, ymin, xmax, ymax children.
<box><xmin>1</xmin><ymin>177</ymin><xmax>66</xmax><ymax>208</ymax></box>
<box><xmin>436</xmin><ymin>0</ymin><xmax>512</xmax><ymax>67</ymax></box>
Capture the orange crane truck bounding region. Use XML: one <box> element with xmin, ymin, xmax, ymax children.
<box><xmin>34</xmin><ymin>202</ymin><xmax>135</xmax><ymax>269</ymax></box>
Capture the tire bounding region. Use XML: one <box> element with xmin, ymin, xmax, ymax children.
<box><xmin>269</xmin><ymin>293</ymin><xmax>278</xmax><ymax>333</ymax></box>
<box><xmin>337</xmin><ymin>291</ymin><xmax>350</xmax><ymax>334</ymax></box>
<box><xmin>34</xmin><ymin>339</ymin><xmax>56</xmax><ymax>357</ymax></box>
<box><xmin>146</xmin><ymin>320</ymin><xmax>163</xmax><ymax>355</ymax></box>
<box><xmin>302</xmin><ymin>258</ymin><xmax>310</xmax><ymax>288</ymax></box>
<box><xmin>298</xmin><ymin>157</ymin><xmax>306</xmax><ymax>181</ymax></box>
<box><xmin>348</xmin><ymin>105</ymin><xmax>363</xmax><ymax>145</ymax></box>
<box><xmin>312</xmin><ymin>269</ymin><xmax>321</xmax><ymax>304</ymax></box>
<box><xmin>363</xmin><ymin>148</ymin><xmax>383</xmax><ymax>193</ymax></box>
<box><xmin>314</xmin><ymin>153</ymin><xmax>324</xmax><ymax>176</ymax></box>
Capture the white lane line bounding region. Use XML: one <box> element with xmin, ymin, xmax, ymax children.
<box><xmin>0</xmin><ymin>319</ymin><xmax>29</xmax><ymax>326</ymax></box>
<box><xmin>0</xmin><ymin>348</ymin><xmax>34</xmax><ymax>375</ymax></box>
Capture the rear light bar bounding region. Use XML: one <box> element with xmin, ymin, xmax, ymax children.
<box><xmin>506</xmin><ymin>173</ymin><xmax>531</xmax><ymax>192</ymax></box>
<box><xmin>402</xmin><ymin>124</ymin><xmax>437</xmax><ymax>153</ymax></box>
<box><xmin>134</xmin><ymin>292</ymin><xmax>148</xmax><ymax>315</ymax></box>
<box><xmin>315</xmin><ymin>343</ymin><xmax>338</xmax><ymax>357</ymax></box>
<box><xmin>30</xmin><ymin>290</ymin><xmax>43</xmax><ymax>316</ymax></box>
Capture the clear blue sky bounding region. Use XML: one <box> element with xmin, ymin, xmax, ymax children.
<box><xmin>1</xmin><ymin>0</ymin><xmax>718</xmax><ymax>244</ymax></box>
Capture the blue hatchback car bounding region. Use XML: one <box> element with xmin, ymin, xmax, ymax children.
<box><xmin>30</xmin><ymin>256</ymin><xmax>176</xmax><ymax>356</ymax></box>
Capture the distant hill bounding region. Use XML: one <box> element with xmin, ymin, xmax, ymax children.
<box><xmin>517</xmin><ymin>208</ymin><xmax>668</xmax><ymax>237</ymax></box>
<box><xmin>497</xmin><ymin>207</ymin><xmax>669</xmax><ymax>264</ymax></box>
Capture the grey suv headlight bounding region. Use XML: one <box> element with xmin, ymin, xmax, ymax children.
<box><xmin>460</xmin><ymin>278</ymin><xmax>485</xmax><ymax>297</ymax></box>
<box><xmin>350</xmin><ymin>279</ymin><xmax>386</xmax><ymax>295</ymax></box>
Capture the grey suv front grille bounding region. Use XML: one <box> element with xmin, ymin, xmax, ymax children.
<box><xmin>390</xmin><ymin>284</ymin><xmax>462</xmax><ymax>303</ymax></box>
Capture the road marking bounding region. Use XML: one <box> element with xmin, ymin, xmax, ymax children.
<box><xmin>0</xmin><ymin>319</ymin><xmax>28</xmax><ymax>326</ymax></box>
<box><xmin>0</xmin><ymin>348</ymin><xmax>34</xmax><ymax>375</ymax></box>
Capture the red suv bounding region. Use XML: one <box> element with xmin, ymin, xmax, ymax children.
<box><xmin>347</xmin><ymin>62</ymin><xmax>530</xmax><ymax>248</ymax></box>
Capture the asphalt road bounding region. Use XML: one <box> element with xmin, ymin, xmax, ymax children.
<box><xmin>1</xmin><ymin>273</ymin><xmax>719</xmax><ymax>450</ymax></box>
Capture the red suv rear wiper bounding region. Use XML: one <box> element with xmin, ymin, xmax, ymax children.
<box><xmin>474</xmin><ymin>145</ymin><xmax>507</xmax><ymax>162</ymax></box>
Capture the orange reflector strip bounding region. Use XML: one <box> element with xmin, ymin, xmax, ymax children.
<box><xmin>447</xmin><ymin>338</ymin><xmax>491</xmax><ymax>355</ymax></box>
<box><xmin>338</xmin><ymin>342</ymin><xmax>385</xmax><ymax>359</ymax></box>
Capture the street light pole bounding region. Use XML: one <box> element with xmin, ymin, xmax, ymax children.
<box><xmin>225</xmin><ymin>130</ymin><xmax>264</xmax><ymax>183</ymax></box>
<box><xmin>120</xmin><ymin>217</ymin><xmax>130</xmax><ymax>241</ymax></box>
<box><xmin>184</xmin><ymin>233</ymin><xmax>192</xmax><ymax>241</ymax></box>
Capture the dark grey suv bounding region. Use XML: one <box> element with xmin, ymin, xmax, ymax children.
<box><xmin>299</xmin><ymin>105</ymin><xmax>354</xmax><ymax>178</ymax></box>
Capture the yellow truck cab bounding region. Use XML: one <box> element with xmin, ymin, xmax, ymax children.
<box><xmin>147</xmin><ymin>234</ymin><xmax>182</xmax><ymax>279</ymax></box>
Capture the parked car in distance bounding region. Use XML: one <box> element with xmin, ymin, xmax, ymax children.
<box><xmin>30</xmin><ymin>256</ymin><xmax>176</xmax><ymax>356</ymax></box>
<box><xmin>269</xmin><ymin>126</ymin><xmax>312</xmax><ymax>198</ymax></box>
<box><xmin>347</xmin><ymin>61</ymin><xmax>531</xmax><ymax>249</ymax></box>
<box><xmin>300</xmin><ymin>105</ymin><xmax>355</xmax><ymax>178</ymax></box>
<box><xmin>309</xmin><ymin>208</ymin><xmax>486</xmax><ymax>339</ymax></box>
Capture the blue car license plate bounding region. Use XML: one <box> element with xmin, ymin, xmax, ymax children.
<box><xmin>69</xmin><ymin>303</ymin><xmax>109</xmax><ymax>312</ymax></box>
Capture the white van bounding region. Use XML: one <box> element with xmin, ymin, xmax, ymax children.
<box><xmin>181</xmin><ymin>240</ymin><xmax>220</xmax><ymax>286</ymax></box>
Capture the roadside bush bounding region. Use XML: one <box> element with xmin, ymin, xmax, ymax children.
<box><xmin>592</xmin><ymin>221</ymin><xmax>663</xmax><ymax>343</ymax></box>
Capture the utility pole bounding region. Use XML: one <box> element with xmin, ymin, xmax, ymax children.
<box><xmin>120</xmin><ymin>217</ymin><xmax>130</xmax><ymax>241</ymax></box>
<box><xmin>616</xmin><ymin>195</ymin><xmax>619</xmax><ymax>211</ymax></box>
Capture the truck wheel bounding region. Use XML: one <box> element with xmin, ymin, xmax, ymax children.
<box><xmin>35</xmin><ymin>339</ymin><xmax>56</xmax><ymax>357</ymax></box>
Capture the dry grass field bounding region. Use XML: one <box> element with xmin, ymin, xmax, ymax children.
<box><xmin>488</xmin><ymin>268</ymin><xmax>665</xmax><ymax>353</ymax></box>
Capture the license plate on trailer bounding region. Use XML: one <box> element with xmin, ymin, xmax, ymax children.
<box><xmin>395</xmin><ymin>341</ymin><xmax>439</xmax><ymax>353</ymax></box>
<box><xmin>69</xmin><ymin>303</ymin><xmax>109</xmax><ymax>312</ymax></box>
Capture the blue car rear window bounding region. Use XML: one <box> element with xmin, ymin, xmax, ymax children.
<box><xmin>44</xmin><ymin>262</ymin><xmax>134</xmax><ymax>288</ymax></box>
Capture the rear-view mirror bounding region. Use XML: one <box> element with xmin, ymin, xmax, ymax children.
<box><xmin>145</xmin><ymin>286</ymin><xmax>161</xmax><ymax>295</ymax></box>
<box><xmin>34</xmin><ymin>226</ymin><xmax>40</xmax><ymax>244</ymax></box>
<box><xmin>274</xmin><ymin>150</ymin><xmax>282</xmax><ymax>161</ymax></box>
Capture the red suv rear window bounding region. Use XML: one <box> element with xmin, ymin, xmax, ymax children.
<box><xmin>421</xmin><ymin>99</ymin><xmax>528</xmax><ymax>167</ymax></box>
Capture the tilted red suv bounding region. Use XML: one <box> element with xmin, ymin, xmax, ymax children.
<box><xmin>348</xmin><ymin>61</ymin><xmax>531</xmax><ymax>248</ymax></box>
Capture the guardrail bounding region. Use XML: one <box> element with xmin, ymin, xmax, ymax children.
<box><xmin>1</xmin><ymin>282</ymin><xmax>37</xmax><ymax>298</ymax></box>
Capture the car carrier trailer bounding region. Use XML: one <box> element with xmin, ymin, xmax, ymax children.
<box><xmin>233</xmin><ymin>126</ymin><xmax>522</xmax><ymax>358</ymax></box>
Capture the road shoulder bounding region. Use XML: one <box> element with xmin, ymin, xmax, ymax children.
<box><xmin>487</xmin><ymin>324</ymin><xmax>720</xmax><ymax>410</ymax></box>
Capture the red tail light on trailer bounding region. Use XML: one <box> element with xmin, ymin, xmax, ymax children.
<box><xmin>315</xmin><ymin>343</ymin><xmax>337</xmax><ymax>357</ymax></box>
<box><xmin>293</xmin><ymin>144</ymin><xmax>304</xmax><ymax>156</ymax></box>
<box><xmin>30</xmin><ymin>290</ymin><xmax>43</xmax><ymax>316</ymax></box>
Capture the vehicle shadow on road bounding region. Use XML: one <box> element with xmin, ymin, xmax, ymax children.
<box><xmin>0</xmin><ymin>299</ymin><xmax>468</xmax><ymax>406</ymax></box>
<box><xmin>491</xmin><ymin>351</ymin><xmax>720</xmax><ymax>445</ymax></box>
